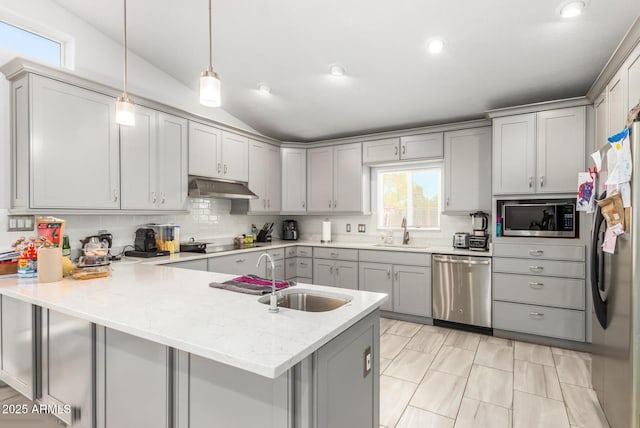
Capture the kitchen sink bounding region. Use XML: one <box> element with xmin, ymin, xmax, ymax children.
<box><xmin>258</xmin><ymin>289</ymin><xmax>351</xmax><ymax>312</ymax></box>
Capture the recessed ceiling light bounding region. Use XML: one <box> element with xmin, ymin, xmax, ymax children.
<box><xmin>560</xmin><ymin>1</ymin><xmax>586</xmax><ymax>18</ymax></box>
<box><xmin>329</xmin><ymin>64</ymin><xmax>345</xmax><ymax>76</ymax></box>
<box><xmin>257</xmin><ymin>83</ymin><xmax>271</xmax><ymax>94</ymax></box>
<box><xmin>427</xmin><ymin>38</ymin><xmax>445</xmax><ymax>55</ymax></box>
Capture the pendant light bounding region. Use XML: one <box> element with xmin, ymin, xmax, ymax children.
<box><xmin>115</xmin><ymin>0</ymin><xmax>135</xmax><ymax>126</ymax></box>
<box><xmin>200</xmin><ymin>0</ymin><xmax>221</xmax><ymax>107</ymax></box>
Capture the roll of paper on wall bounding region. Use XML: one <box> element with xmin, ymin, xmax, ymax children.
<box><xmin>321</xmin><ymin>220</ymin><xmax>332</xmax><ymax>243</ymax></box>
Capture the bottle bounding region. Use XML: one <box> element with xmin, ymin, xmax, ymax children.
<box><xmin>496</xmin><ymin>216</ymin><xmax>502</xmax><ymax>237</ymax></box>
<box><xmin>62</xmin><ymin>235</ymin><xmax>71</xmax><ymax>258</ymax></box>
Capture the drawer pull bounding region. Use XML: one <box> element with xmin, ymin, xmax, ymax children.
<box><xmin>387</xmin><ymin>269</ymin><xmax>391</xmax><ymax>279</ymax></box>
<box><xmin>330</xmin><ymin>252</ymin><xmax>339</xmax><ymax>258</ymax></box>
<box><xmin>529</xmin><ymin>249</ymin><xmax>544</xmax><ymax>256</ymax></box>
<box><xmin>235</xmin><ymin>258</ymin><xmax>246</xmax><ymax>263</ymax></box>
<box><xmin>299</xmin><ymin>262</ymin><xmax>308</xmax><ymax>267</ymax></box>
<box><xmin>529</xmin><ymin>282</ymin><xmax>544</xmax><ymax>289</ymax></box>
<box><xmin>529</xmin><ymin>311</ymin><xmax>544</xmax><ymax>319</ymax></box>
<box><xmin>529</xmin><ymin>265</ymin><xmax>544</xmax><ymax>272</ymax></box>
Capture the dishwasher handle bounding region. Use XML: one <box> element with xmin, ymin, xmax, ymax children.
<box><xmin>433</xmin><ymin>256</ymin><xmax>490</xmax><ymax>265</ymax></box>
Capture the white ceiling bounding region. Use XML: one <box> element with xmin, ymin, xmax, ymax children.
<box><xmin>53</xmin><ymin>0</ymin><xmax>638</xmax><ymax>142</ymax></box>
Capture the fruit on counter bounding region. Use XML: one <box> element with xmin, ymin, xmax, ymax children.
<box><xmin>62</xmin><ymin>257</ymin><xmax>74</xmax><ymax>277</ymax></box>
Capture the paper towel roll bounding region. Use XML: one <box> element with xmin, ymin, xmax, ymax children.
<box><xmin>38</xmin><ymin>247</ymin><xmax>62</xmax><ymax>283</ymax></box>
<box><xmin>321</xmin><ymin>220</ymin><xmax>332</xmax><ymax>243</ymax></box>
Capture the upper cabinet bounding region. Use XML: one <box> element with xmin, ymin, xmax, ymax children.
<box><xmin>248</xmin><ymin>140</ymin><xmax>281</xmax><ymax>212</ymax></box>
<box><xmin>443</xmin><ymin>127</ymin><xmax>491</xmax><ymax>213</ymax></box>
<box><xmin>362</xmin><ymin>132</ymin><xmax>443</xmax><ymax>165</ymax></box>
<box><xmin>307</xmin><ymin>142</ymin><xmax>368</xmax><ymax>213</ymax></box>
<box><xmin>281</xmin><ymin>148</ymin><xmax>307</xmax><ymax>213</ymax></box>
<box><xmin>188</xmin><ymin>122</ymin><xmax>249</xmax><ymax>182</ymax></box>
<box><xmin>492</xmin><ymin>106</ymin><xmax>585</xmax><ymax>195</ymax></box>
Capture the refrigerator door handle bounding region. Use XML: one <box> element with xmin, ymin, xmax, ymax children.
<box><xmin>590</xmin><ymin>191</ymin><xmax>608</xmax><ymax>330</ymax></box>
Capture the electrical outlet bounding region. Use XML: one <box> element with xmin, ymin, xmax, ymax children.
<box><xmin>7</xmin><ymin>215</ymin><xmax>35</xmax><ymax>232</ymax></box>
<box><xmin>363</xmin><ymin>346</ymin><xmax>371</xmax><ymax>377</ymax></box>
<box><xmin>346</xmin><ymin>224</ymin><xmax>351</xmax><ymax>232</ymax></box>
<box><xmin>358</xmin><ymin>224</ymin><xmax>366</xmax><ymax>233</ymax></box>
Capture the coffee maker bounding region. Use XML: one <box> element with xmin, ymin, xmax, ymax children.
<box><xmin>282</xmin><ymin>220</ymin><xmax>298</xmax><ymax>240</ymax></box>
<box><xmin>469</xmin><ymin>211</ymin><xmax>489</xmax><ymax>251</ymax></box>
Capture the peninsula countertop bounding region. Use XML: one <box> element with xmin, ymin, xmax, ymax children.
<box><xmin>0</xmin><ymin>264</ymin><xmax>387</xmax><ymax>379</ymax></box>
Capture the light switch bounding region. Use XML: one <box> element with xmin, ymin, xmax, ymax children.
<box><xmin>363</xmin><ymin>346</ymin><xmax>372</xmax><ymax>377</ymax></box>
<box><xmin>7</xmin><ymin>215</ymin><xmax>35</xmax><ymax>232</ymax></box>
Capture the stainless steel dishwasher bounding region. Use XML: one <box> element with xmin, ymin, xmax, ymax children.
<box><xmin>432</xmin><ymin>254</ymin><xmax>492</xmax><ymax>328</ymax></box>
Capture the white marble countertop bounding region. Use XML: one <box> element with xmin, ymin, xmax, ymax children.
<box><xmin>0</xmin><ymin>264</ymin><xmax>386</xmax><ymax>379</ymax></box>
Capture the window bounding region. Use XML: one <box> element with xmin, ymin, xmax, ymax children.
<box><xmin>0</xmin><ymin>20</ymin><xmax>62</xmax><ymax>66</ymax></box>
<box><xmin>377</xmin><ymin>165</ymin><xmax>441</xmax><ymax>229</ymax></box>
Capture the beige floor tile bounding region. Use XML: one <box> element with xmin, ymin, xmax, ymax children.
<box><xmin>0</xmin><ymin>386</ymin><xmax>20</xmax><ymax>402</ymax></box>
<box><xmin>395</xmin><ymin>406</ymin><xmax>455</xmax><ymax>428</ymax></box>
<box><xmin>386</xmin><ymin>320</ymin><xmax>422</xmax><ymax>337</ymax></box>
<box><xmin>513</xmin><ymin>360</ymin><xmax>563</xmax><ymax>401</ymax></box>
<box><xmin>514</xmin><ymin>341</ymin><xmax>555</xmax><ymax>367</ymax></box>
<box><xmin>380</xmin><ymin>317</ymin><xmax>398</xmax><ymax>334</ymax></box>
<box><xmin>464</xmin><ymin>365</ymin><xmax>513</xmax><ymax>408</ymax></box>
<box><xmin>444</xmin><ymin>330</ymin><xmax>482</xmax><ymax>351</ymax></box>
<box><xmin>406</xmin><ymin>330</ymin><xmax>448</xmax><ymax>355</ymax></box>
<box><xmin>474</xmin><ymin>341</ymin><xmax>513</xmax><ymax>372</ymax></box>
<box><xmin>551</xmin><ymin>347</ymin><xmax>592</xmax><ymax>361</ymax></box>
<box><xmin>380</xmin><ymin>357</ymin><xmax>392</xmax><ymax>374</ymax></box>
<box><xmin>0</xmin><ymin>393</ymin><xmax>64</xmax><ymax>427</ymax></box>
<box><xmin>420</xmin><ymin>324</ymin><xmax>452</xmax><ymax>334</ymax></box>
<box><xmin>454</xmin><ymin>397</ymin><xmax>512</xmax><ymax>428</ymax></box>
<box><xmin>554</xmin><ymin>354</ymin><xmax>592</xmax><ymax>388</ymax></box>
<box><xmin>384</xmin><ymin>349</ymin><xmax>435</xmax><ymax>383</ymax></box>
<box><xmin>482</xmin><ymin>336</ymin><xmax>513</xmax><ymax>347</ymax></box>
<box><xmin>560</xmin><ymin>383</ymin><xmax>610</xmax><ymax>428</ymax></box>
<box><xmin>381</xmin><ymin>333</ymin><xmax>410</xmax><ymax>359</ymax></box>
<box><xmin>513</xmin><ymin>390</ymin><xmax>570</xmax><ymax>428</ymax></box>
<box><xmin>431</xmin><ymin>346</ymin><xmax>476</xmax><ymax>377</ymax></box>
<box><xmin>380</xmin><ymin>375</ymin><xmax>418</xmax><ymax>428</ymax></box>
<box><xmin>410</xmin><ymin>370</ymin><xmax>466</xmax><ymax>418</ymax></box>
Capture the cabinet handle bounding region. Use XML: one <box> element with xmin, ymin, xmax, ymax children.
<box><xmin>394</xmin><ymin>271</ymin><xmax>399</xmax><ymax>280</ymax></box>
<box><xmin>529</xmin><ymin>311</ymin><xmax>544</xmax><ymax>319</ymax></box>
<box><xmin>387</xmin><ymin>269</ymin><xmax>391</xmax><ymax>279</ymax></box>
<box><xmin>217</xmin><ymin>163</ymin><xmax>222</xmax><ymax>174</ymax></box>
<box><xmin>528</xmin><ymin>176</ymin><xmax>533</xmax><ymax>188</ymax></box>
<box><xmin>235</xmin><ymin>258</ymin><xmax>246</xmax><ymax>263</ymax></box>
<box><xmin>329</xmin><ymin>200</ymin><xmax>332</xmax><ymax>208</ymax></box>
<box><xmin>529</xmin><ymin>282</ymin><xmax>544</xmax><ymax>289</ymax></box>
<box><xmin>151</xmin><ymin>192</ymin><xmax>157</xmax><ymax>203</ymax></box>
<box><xmin>263</xmin><ymin>200</ymin><xmax>267</xmax><ymax>209</ymax></box>
<box><xmin>539</xmin><ymin>176</ymin><xmax>544</xmax><ymax>187</ymax></box>
<box><xmin>113</xmin><ymin>190</ymin><xmax>119</xmax><ymax>202</ymax></box>
<box><xmin>273</xmin><ymin>252</ymin><xmax>281</xmax><ymax>257</ymax></box>
<box><xmin>335</xmin><ymin>267</ymin><xmax>339</xmax><ymax>274</ymax></box>
<box><xmin>161</xmin><ymin>192</ymin><xmax>166</xmax><ymax>204</ymax></box>
<box><xmin>224</xmin><ymin>164</ymin><xmax>228</xmax><ymax>174</ymax></box>
<box><xmin>529</xmin><ymin>249</ymin><xmax>544</xmax><ymax>256</ymax></box>
<box><xmin>529</xmin><ymin>265</ymin><xmax>544</xmax><ymax>272</ymax></box>
<box><xmin>302</xmin><ymin>201</ymin><xmax>306</xmax><ymax>208</ymax></box>
<box><xmin>446</xmin><ymin>197</ymin><xmax>450</xmax><ymax>206</ymax></box>
<box><xmin>300</xmin><ymin>262</ymin><xmax>308</xmax><ymax>267</ymax></box>
<box><xmin>330</xmin><ymin>252</ymin><xmax>339</xmax><ymax>258</ymax></box>
<box><xmin>402</xmin><ymin>144</ymin><xmax>406</xmax><ymax>155</ymax></box>
<box><xmin>333</xmin><ymin>200</ymin><xmax>337</xmax><ymax>208</ymax></box>
<box><xmin>268</xmin><ymin>199</ymin><xmax>271</xmax><ymax>209</ymax></box>
<box><xmin>330</xmin><ymin>266</ymin><xmax>334</xmax><ymax>274</ymax></box>
<box><xmin>394</xmin><ymin>146</ymin><xmax>398</xmax><ymax>156</ymax></box>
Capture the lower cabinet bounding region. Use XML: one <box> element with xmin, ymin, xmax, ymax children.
<box><xmin>207</xmin><ymin>251</ymin><xmax>266</xmax><ymax>276</ymax></box>
<box><xmin>0</xmin><ymin>296</ymin><xmax>35</xmax><ymax>399</ymax></box>
<box><xmin>313</xmin><ymin>259</ymin><xmax>358</xmax><ymax>289</ymax></box>
<box><xmin>41</xmin><ymin>309</ymin><xmax>93</xmax><ymax>427</ymax></box>
<box><xmin>358</xmin><ymin>263</ymin><xmax>393</xmax><ymax>311</ymax></box>
<box><xmin>96</xmin><ymin>328</ymin><xmax>171</xmax><ymax>428</ymax></box>
<box><xmin>167</xmin><ymin>258</ymin><xmax>208</xmax><ymax>271</ymax></box>
<box><xmin>393</xmin><ymin>265</ymin><xmax>432</xmax><ymax>317</ymax></box>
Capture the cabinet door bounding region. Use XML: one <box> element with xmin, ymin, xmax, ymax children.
<box><xmin>30</xmin><ymin>75</ymin><xmax>120</xmax><ymax>209</ymax></box>
<box><xmin>443</xmin><ymin>127</ymin><xmax>491</xmax><ymax>213</ymax></box>
<box><xmin>625</xmin><ymin>45</ymin><xmax>640</xmax><ymax>122</ymax></box>
<box><xmin>362</xmin><ymin>138</ymin><xmax>399</xmax><ymax>164</ymax></box>
<box><xmin>120</xmin><ymin>106</ymin><xmax>157</xmax><ymax>210</ymax></box>
<box><xmin>266</xmin><ymin>259</ymin><xmax>286</xmax><ymax>281</ymax></box>
<box><xmin>400</xmin><ymin>132</ymin><xmax>443</xmax><ymax>160</ymax></box>
<box><xmin>266</xmin><ymin>145</ymin><xmax>281</xmax><ymax>211</ymax></box>
<box><xmin>42</xmin><ymin>310</ymin><xmax>92</xmax><ymax>427</ymax></box>
<box><xmin>188</xmin><ymin>121</ymin><xmax>222</xmax><ymax>178</ymax></box>
<box><xmin>607</xmin><ymin>70</ymin><xmax>626</xmax><ymax>135</ymax></box>
<box><xmin>221</xmin><ymin>131</ymin><xmax>249</xmax><ymax>182</ymax></box>
<box><xmin>333</xmin><ymin>143</ymin><xmax>362</xmax><ymax>212</ymax></box>
<box><xmin>285</xmin><ymin>257</ymin><xmax>297</xmax><ymax>280</ymax></box>
<box><xmin>307</xmin><ymin>147</ymin><xmax>334</xmax><ymax>212</ymax></box>
<box><xmin>393</xmin><ymin>265</ymin><xmax>431</xmax><ymax>317</ymax></box>
<box><xmin>492</xmin><ymin>113</ymin><xmax>536</xmax><ymax>195</ymax></box>
<box><xmin>207</xmin><ymin>251</ymin><xmax>265</xmax><ymax>276</ymax></box>
<box><xmin>96</xmin><ymin>328</ymin><xmax>170</xmax><ymax>428</ymax></box>
<box><xmin>594</xmin><ymin>93</ymin><xmax>608</xmax><ymax>153</ymax></box>
<box><xmin>536</xmin><ymin>107</ymin><xmax>585</xmax><ymax>194</ymax></box>
<box><xmin>0</xmin><ymin>296</ymin><xmax>34</xmax><ymax>399</ymax></box>
<box><xmin>248</xmin><ymin>140</ymin><xmax>266</xmax><ymax>212</ymax></box>
<box><xmin>281</xmin><ymin>148</ymin><xmax>307</xmax><ymax>212</ymax></box>
<box><xmin>335</xmin><ymin>260</ymin><xmax>358</xmax><ymax>290</ymax></box>
<box><xmin>168</xmin><ymin>259</ymin><xmax>208</xmax><ymax>271</ymax></box>
<box><xmin>313</xmin><ymin>259</ymin><xmax>335</xmax><ymax>286</ymax></box>
<box><xmin>157</xmin><ymin>113</ymin><xmax>188</xmax><ymax>210</ymax></box>
<box><xmin>359</xmin><ymin>262</ymin><xmax>392</xmax><ymax>311</ymax></box>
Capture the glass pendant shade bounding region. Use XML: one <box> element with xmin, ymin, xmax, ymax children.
<box><xmin>200</xmin><ymin>69</ymin><xmax>221</xmax><ymax>107</ymax></box>
<box><xmin>116</xmin><ymin>95</ymin><xmax>136</xmax><ymax>126</ymax></box>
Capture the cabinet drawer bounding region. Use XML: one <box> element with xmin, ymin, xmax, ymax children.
<box><xmin>267</xmin><ymin>248</ymin><xmax>285</xmax><ymax>261</ymax></box>
<box><xmin>313</xmin><ymin>247</ymin><xmax>358</xmax><ymax>261</ymax></box>
<box><xmin>493</xmin><ymin>301</ymin><xmax>585</xmax><ymax>342</ymax></box>
<box><xmin>359</xmin><ymin>250</ymin><xmax>430</xmax><ymax>267</ymax></box>
<box><xmin>296</xmin><ymin>257</ymin><xmax>312</xmax><ymax>278</ymax></box>
<box><xmin>285</xmin><ymin>257</ymin><xmax>297</xmax><ymax>280</ymax></box>
<box><xmin>493</xmin><ymin>257</ymin><xmax>584</xmax><ymax>279</ymax></box>
<box><xmin>296</xmin><ymin>246</ymin><xmax>313</xmax><ymax>258</ymax></box>
<box><xmin>493</xmin><ymin>273</ymin><xmax>585</xmax><ymax>310</ymax></box>
<box><xmin>284</xmin><ymin>246</ymin><xmax>297</xmax><ymax>258</ymax></box>
<box><xmin>493</xmin><ymin>243</ymin><xmax>584</xmax><ymax>261</ymax></box>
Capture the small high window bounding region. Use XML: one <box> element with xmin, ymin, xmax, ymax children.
<box><xmin>0</xmin><ymin>20</ymin><xmax>62</xmax><ymax>66</ymax></box>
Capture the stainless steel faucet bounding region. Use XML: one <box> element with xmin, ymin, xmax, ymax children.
<box><xmin>257</xmin><ymin>253</ymin><xmax>279</xmax><ymax>313</ymax></box>
<box><xmin>401</xmin><ymin>217</ymin><xmax>410</xmax><ymax>245</ymax></box>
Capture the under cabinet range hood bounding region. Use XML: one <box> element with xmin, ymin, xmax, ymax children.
<box><xmin>188</xmin><ymin>176</ymin><xmax>258</xmax><ymax>200</ymax></box>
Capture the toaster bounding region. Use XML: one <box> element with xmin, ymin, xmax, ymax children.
<box><xmin>453</xmin><ymin>232</ymin><xmax>470</xmax><ymax>249</ymax></box>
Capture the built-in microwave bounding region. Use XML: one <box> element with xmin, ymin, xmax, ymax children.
<box><xmin>499</xmin><ymin>199</ymin><xmax>577</xmax><ymax>238</ymax></box>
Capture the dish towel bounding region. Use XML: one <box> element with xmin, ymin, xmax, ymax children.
<box><xmin>209</xmin><ymin>274</ymin><xmax>295</xmax><ymax>295</ymax></box>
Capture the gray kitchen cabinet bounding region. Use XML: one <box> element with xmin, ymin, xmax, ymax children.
<box><xmin>285</xmin><ymin>257</ymin><xmax>298</xmax><ymax>280</ymax></box>
<box><xmin>41</xmin><ymin>309</ymin><xmax>93</xmax><ymax>427</ymax></box>
<box><xmin>393</xmin><ymin>265</ymin><xmax>431</xmax><ymax>317</ymax></box>
<box><xmin>307</xmin><ymin>143</ymin><xmax>366</xmax><ymax>213</ymax></box>
<box><xmin>96</xmin><ymin>327</ymin><xmax>171</xmax><ymax>428</ymax></box>
<box><xmin>221</xmin><ymin>131</ymin><xmax>249</xmax><ymax>182</ymax></box>
<box><xmin>607</xmin><ymin>70</ymin><xmax>626</xmax><ymax>135</ymax></box>
<box><xmin>362</xmin><ymin>137</ymin><xmax>401</xmax><ymax>164</ymax></box>
<box><xmin>312</xmin><ymin>258</ymin><xmax>334</xmax><ymax>286</ymax></box>
<box><xmin>594</xmin><ymin>92</ymin><xmax>608</xmax><ymax>151</ymax></box>
<box><xmin>0</xmin><ymin>296</ymin><xmax>35</xmax><ymax>399</ymax></box>
<box><xmin>249</xmin><ymin>140</ymin><xmax>281</xmax><ymax>212</ymax></box>
<box><xmin>313</xmin><ymin>259</ymin><xmax>357</xmax><ymax>289</ymax></box>
<box><xmin>121</xmin><ymin>107</ymin><xmax>187</xmax><ymax>210</ymax></box>
<box><xmin>494</xmin><ymin>301</ymin><xmax>585</xmax><ymax>342</ymax></box>
<box><xmin>168</xmin><ymin>258</ymin><xmax>208</xmax><ymax>271</ymax></box>
<box><xmin>493</xmin><ymin>273</ymin><xmax>585</xmax><ymax>310</ymax></box>
<box><xmin>188</xmin><ymin>123</ymin><xmax>248</xmax><ymax>182</ymax></box>
<box><xmin>281</xmin><ymin>147</ymin><xmax>307</xmax><ymax>212</ymax></box>
<box><xmin>492</xmin><ymin>107</ymin><xmax>585</xmax><ymax>195</ymax></box>
<box><xmin>359</xmin><ymin>262</ymin><xmax>393</xmax><ymax>311</ymax></box>
<box><xmin>27</xmin><ymin>75</ymin><xmax>120</xmax><ymax>209</ymax></box>
<box><xmin>399</xmin><ymin>132</ymin><xmax>444</xmax><ymax>160</ymax></box>
<box><xmin>443</xmin><ymin>127</ymin><xmax>492</xmax><ymax>213</ymax></box>
<box><xmin>266</xmin><ymin>259</ymin><xmax>286</xmax><ymax>281</ymax></box>
<box><xmin>207</xmin><ymin>251</ymin><xmax>265</xmax><ymax>276</ymax></box>
<box><xmin>626</xmin><ymin>44</ymin><xmax>640</xmax><ymax>116</ymax></box>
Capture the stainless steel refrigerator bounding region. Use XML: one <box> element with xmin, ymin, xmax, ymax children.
<box><xmin>591</xmin><ymin>120</ymin><xmax>640</xmax><ymax>428</ymax></box>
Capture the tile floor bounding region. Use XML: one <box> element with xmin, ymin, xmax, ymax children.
<box><xmin>379</xmin><ymin>317</ymin><xmax>610</xmax><ymax>428</ymax></box>
<box><xmin>0</xmin><ymin>384</ymin><xmax>62</xmax><ymax>427</ymax></box>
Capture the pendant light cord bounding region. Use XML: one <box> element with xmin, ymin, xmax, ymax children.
<box><xmin>123</xmin><ymin>0</ymin><xmax>128</xmax><ymax>97</ymax></box>
<box><xmin>208</xmin><ymin>0</ymin><xmax>213</xmax><ymax>72</ymax></box>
